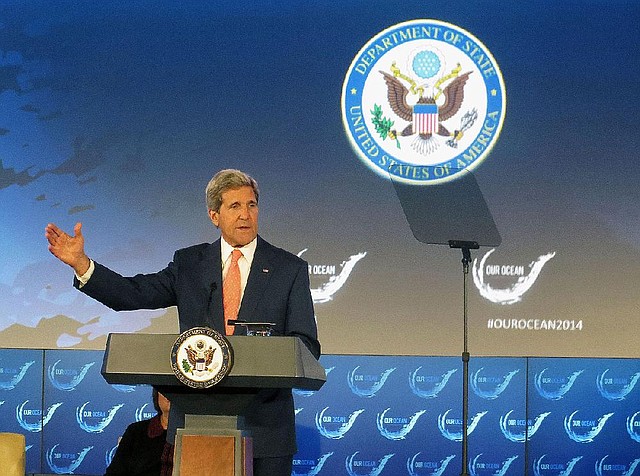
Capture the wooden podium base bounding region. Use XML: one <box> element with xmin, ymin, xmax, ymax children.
<box><xmin>172</xmin><ymin>416</ymin><xmax>253</xmax><ymax>476</ymax></box>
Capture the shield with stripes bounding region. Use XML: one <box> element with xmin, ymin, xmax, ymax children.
<box><xmin>412</xmin><ymin>103</ymin><xmax>439</xmax><ymax>135</ymax></box>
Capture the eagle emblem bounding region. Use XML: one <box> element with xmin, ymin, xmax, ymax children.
<box><xmin>171</xmin><ymin>327</ymin><xmax>233</xmax><ymax>388</ymax></box>
<box><xmin>185</xmin><ymin>339</ymin><xmax>216</xmax><ymax>373</ymax></box>
<box><xmin>378</xmin><ymin>65</ymin><xmax>477</xmax><ymax>155</ymax></box>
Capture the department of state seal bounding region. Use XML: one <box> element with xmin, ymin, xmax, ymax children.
<box><xmin>170</xmin><ymin>327</ymin><xmax>233</xmax><ymax>389</ymax></box>
<box><xmin>341</xmin><ymin>19</ymin><xmax>506</xmax><ymax>184</ymax></box>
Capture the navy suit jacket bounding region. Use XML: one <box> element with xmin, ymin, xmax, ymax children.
<box><xmin>78</xmin><ymin>236</ymin><xmax>320</xmax><ymax>457</ymax></box>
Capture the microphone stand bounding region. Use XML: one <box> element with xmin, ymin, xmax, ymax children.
<box><xmin>449</xmin><ymin>239</ymin><xmax>478</xmax><ymax>476</ymax></box>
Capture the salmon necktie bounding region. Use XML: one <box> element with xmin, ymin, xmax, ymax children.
<box><xmin>223</xmin><ymin>249</ymin><xmax>243</xmax><ymax>335</ymax></box>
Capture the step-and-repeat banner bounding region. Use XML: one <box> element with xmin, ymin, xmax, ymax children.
<box><xmin>0</xmin><ymin>349</ymin><xmax>638</xmax><ymax>475</ymax></box>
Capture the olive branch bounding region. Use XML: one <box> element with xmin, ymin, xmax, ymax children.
<box><xmin>371</xmin><ymin>104</ymin><xmax>400</xmax><ymax>148</ymax></box>
<box><xmin>181</xmin><ymin>359</ymin><xmax>192</xmax><ymax>373</ymax></box>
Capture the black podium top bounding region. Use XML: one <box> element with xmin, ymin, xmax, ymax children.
<box><xmin>101</xmin><ymin>333</ymin><xmax>326</xmax><ymax>391</ymax></box>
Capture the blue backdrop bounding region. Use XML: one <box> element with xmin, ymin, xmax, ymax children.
<box><xmin>1</xmin><ymin>348</ymin><xmax>639</xmax><ymax>475</ymax></box>
<box><xmin>1</xmin><ymin>0</ymin><xmax>639</xmax><ymax>358</ymax></box>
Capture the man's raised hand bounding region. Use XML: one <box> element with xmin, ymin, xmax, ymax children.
<box><xmin>45</xmin><ymin>222</ymin><xmax>91</xmax><ymax>275</ymax></box>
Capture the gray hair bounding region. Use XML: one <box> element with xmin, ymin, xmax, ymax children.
<box><xmin>205</xmin><ymin>169</ymin><xmax>259</xmax><ymax>212</ymax></box>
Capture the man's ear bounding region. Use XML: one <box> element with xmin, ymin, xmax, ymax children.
<box><xmin>208</xmin><ymin>209</ymin><xmax>219</xmax><ymax>227</ymax></box>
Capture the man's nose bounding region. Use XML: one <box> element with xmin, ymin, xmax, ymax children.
<box><xmin>238</xmin><ymin>205</ymin><xmax>251</xmax><ymax>218</ymax></box>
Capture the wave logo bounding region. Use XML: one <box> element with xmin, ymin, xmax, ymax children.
<box><xmin>0</xmin><ymin>360</ymin><xmax>35</xmax><ymax>390</ymax></box>
<box><xmin>47</xmin><ymin>359</ymin><xmax>95</xmax><ymax>391</ymax></box>
<box><xmin>437</xmin><ymin>409</ymin><xmax>487</xmax><ymax>441</ymax></box>
<box><xmin>76</xmin><ymin>401</ymin><xmax>124</xmax><ymax>433</ymax></box>
<box><xmin>292</xmin><ymin>452</ymin><xmax>334</xmax><ymax>476</ymax></box>
<box><xmin>595</xmin><ymin>455</ymin><xmax>640</xmax><ymax>476</ymax></box>
<box><xmin>533</xmin><ymin>455</ymin><xmax>583</xmax><ymax>476</ymax></box>
<box><xmin>16</xmin><ymin>400</ymin><xmax>63</xmax><ymax>432</ymax></box>
<box><xmin>299</xmin><ymin>250</ymin><xmax>367</xmax><ymax>304</ymax></box>
<box><xmin>472</xmin><ymin>249</ymin><xmax>556</xmax><ymax>305</ymax></box>
<box><xmin>409</xmin><ymin>367</ymin><xmax>457</xmax><ymax>399</ymax></box>
<box><xmin>112</xmin><ymin>384</ymin><xmax>136</xmax><ymax>393</ymax></box>
<box><xmin>596</xmin><ymin>369</ymin><xmax>640</xmax><ymax>401</ymax></box>
<box><xmin>407</xmin><ymin>453</ymin><xmax>455</xmax><ymax>476</ymax></box>
<box><xmin>469</xmin><ymin>454</ymin><xmax>518</xmax><ymax>476</ymax></box>
<box><xmin>626</xmin><ymin>411</ymin><xmax>640</xmax><ymax>443</ymax></box>
<box><xmin>295</xmin><ymin>365</ymin><xmax>335</xmax><ymax>397</ymax></box>
<box><xmin>348</xmin><ymin>366</ymin><xmax>396</xmax><ymax>398</ymax></box>
<box><xmin>46</xmin><ymin>444</ymin><xmax>93</xmax><ymax>474</ymax></box>
<box><xmin>535</xmin><ymin>368</ymin><xmax>584</xmax><ymax>400</ymax></box>
<box><xmin>346</xmin><ymin>452</ymin><xmax>394</xmax><ymax>476</ymax></box>
<box><xmin>471</xmin><ymin>367</ymin><xmax>519</xmax><ymax>400</ymax></box>
<box><xmin>135</xmin><ymin>403</ymin><xmax>156</xmax><ymax>422</ymax></box>
<box><xmin>105</xmin><ymin>445</ymin><xmax>118</xmax><ymax>469</ymax></box>
<box><xmin>315</xmin><ymin>407</ymin><xmax>365</xmax><ymax>439</ymax></box>
<box><xmin>376</xmin><ymin>407</ymin><xmax>426</xmax><ymax>440</ymax></box>
<box><xmin>564</xmin><ymin>410</ymin><xmax>614</xmax><ymax>443</ymax></box>
<box><xmin>498</xmin><ymin>410</ymin><xmax>550</xmax><ymax>442</ymax></box>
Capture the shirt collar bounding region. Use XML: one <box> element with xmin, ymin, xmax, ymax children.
<box><xmin>220</xmin><ymin>236</ymin><xmax>257</xmax><ymax>264</ymax></box>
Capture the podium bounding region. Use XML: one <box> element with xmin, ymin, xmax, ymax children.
<box><xmin>102</xmin><ymin>333</ymin><xmax>326</xmax><ymax>476</ymax></box>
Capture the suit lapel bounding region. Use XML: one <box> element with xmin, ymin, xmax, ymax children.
<box><xmin>238</xmin><ymin>236</ymin><xmax>273</xmax><ymax>323</ymax></box>
<box><xmin>198</xmin><ymin>240</ymin><xmax>225</xmax><ymax>331</ymax></box>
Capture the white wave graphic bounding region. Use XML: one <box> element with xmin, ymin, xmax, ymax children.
<box><xmin>47</xmin><ymin>359</ymin><xmax>95</xmax><ymax>391</ymax></box>
<box><xmin>499</xmin><ymin>410</ymin><xmax>551</xmax><ymax>442</ymax></box>
<box><xmin>626</xmin><ymin>411</ymin><xmax>640</xmax><ymax>443</ymax></box>
<box><xmin>0</xmin><ymin>360</ymin><xmax>35</xmax><ymax>390</ymax></box>
<box><xmin>348</xmin><ymin>366</ymin><xmax>396</xmax><ymax>398</ymax></box>
<box><xmin>112</xmin><ymin>384</ymin><xmax>137</xmax><ymax>393</ymax></box>
<box><xmin>135</xmin><ymin>403</ymin><xmax>156</xmax><ymax>422</ymax></box>
<box><xmin>315</xmin><ymin>407</ymin><xmax>365</xmax><ymax>440</ymax></box>
<box><xmin>298</xmin><ymin>250</ymin><xmax>367</xmax><ymax>303</ymax></box>
<box><xmin>596</xmin><ymin>369</ymin><xmax>640</xmax><ymax>401</ymax></box>
<box><xmin>535</xmin><ymin>368</ymin><xmax>584</xmax><ymax>400</ymax></box>
<box><xmin>376</xmin><ymin>408</ymin><xmax>426</xmax><ymax>440</ymax></box>
<box><xmin>407</xmin><ymin>453</ymin><xmax>455</xmax><ymax>476</ymax></box>
<box><xmin>595</xmin><ymin>455</ymin><xmax>640</xmax><ymax>476</ymax></box>
<box><xmin>409</xmin><ymin>367</ymin><xmax>457</xmax><ymax>399</ymax></box>
<box><xmin>533</xmin><ymin>455</ymin><xmax>583</xmax><ymax>476</ymax></box>
<box><xmin>16</xmin><ymin>400</ymin><xmax>63</xmax><ymax>433</ymax></box>
<box><xmin>46</xmin><ymin>444</ymin><xmax>93</xmax><ymax>474</ymax></box>
<box><xmin>346</xmin><ymin>452</ymin><xmax>394</xmax><ymax>476</ymax></box>
<box><xmin>292</xmin><ymin>452</ymin><xmax>334</xmax><ymax>476</ymax></box>
<box><xmin>76</xmin><ymin>402</ymin><xmax>125</xmax><ymax>433</ymax></box>
<box><xmin>469</xmin><ymin>454</ymin><xmax>518</xmax><ymax>476</ymax></box>
<box><xmin>471</xmin><ymin>367</ymin><xmax>519</xmax><ymax>400</ymax></box>
<box><xmin>105</xmin><ymin>445</ymin><xmax>118</xmax><ymax>469</ymax></box>
<box><xmin>472</xmin><ymin>249</ymin><xmax>556</xmax><ymax>305</ymax></box>
<box><xmin>563</xmin><ymin>410</ymin><xmax>614</xmax><ymax>443</ymax></box>
<box><xmin>437</xmin><ymin>409</ymin><xmax>488</xmax><ymax>442</ymax></box>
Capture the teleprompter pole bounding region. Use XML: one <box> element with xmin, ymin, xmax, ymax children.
<box><xmin>449</xmin><ymin>240</ymin><xmax>478</xmax><ymax>476</ymax></box>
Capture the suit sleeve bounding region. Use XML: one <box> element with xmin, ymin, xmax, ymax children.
<box><xmin>285</xmin><ymin>260</ymin><xmax>321</xmax><ymax>359</ymax></box>
<box><xmin>75</xmin><ymin>259</ymin><xmax>178</xmax><ymax>311</ymax></box>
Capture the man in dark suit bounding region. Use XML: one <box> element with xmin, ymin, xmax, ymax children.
<box><xmin>45</xmin><ymin>169</ymin><xmax>320</xmax><ymax>476</ymax></box>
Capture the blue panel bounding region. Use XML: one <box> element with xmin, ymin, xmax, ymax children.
<box><xmin>3</xmin><ymin>350</ymin><xmax>639</xmax><ymax>474</ymax></box>
<box><xmin>0</xmin><ymin>348</ymin><xmax>44</xmax><ymax>474</ymax></box>
<box><xmin>295</xmin><ymin>355</ymin><xmax>469</xmax><ymax>475</ymax></box>
<box><xmin>467</xmin><ymin>357</ymin><xmax>527</xmax><ymax>475</ymax></box>
<box><xmin>527</xmin><ymin>358</ymin><xmax>640</xmax><ymax>475</ymax></box>
<box><xmin>42</xmin><ymin>349</ymin><xmax>154</xmax><ymax>475</ymax></box>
